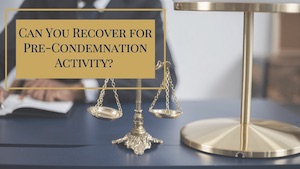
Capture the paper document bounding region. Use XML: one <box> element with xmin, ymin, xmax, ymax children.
<box><xmin>0</xmin><ymin>94</ymin><xmax>73</xmax><ymax>116</ymax></box>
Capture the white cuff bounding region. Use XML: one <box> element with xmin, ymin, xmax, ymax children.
<box><xmin>81</xmin><ymin>79</ymin><xmax>99</xmax><ymax>103</ymax></box>
<box><xmin>0</xmin><ymin>67</ymin><xmax>16</xmax><ymax>88</ymax></box>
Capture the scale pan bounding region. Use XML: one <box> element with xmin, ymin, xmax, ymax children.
<box><xmin>87</xmin><ymin>106</ymin><xmax>122</xmax><ymax>120</ymax></box>
<box><xmin>149</xmin><ymin>109</ymin><xmax>182</xmax><ymax>118</ymax></box>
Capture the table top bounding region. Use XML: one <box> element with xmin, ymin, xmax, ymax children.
<box><xmin>0</xmin><ymin>99</ymin><xmax>300</xmax><ymax>169</ymax></box>
<box><xmin>174</xmin><ymin>0</ymin><xmax>300</xmax><ymax>13</ymax></box>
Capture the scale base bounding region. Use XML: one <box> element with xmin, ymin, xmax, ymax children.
<box><xmin>112</xmin><ymin>130</ymin><xmax>163</xmax><ymax>155</ymax></box>
<box><xmin>181</xmin><ymin>118</ymin><xmax>300</xmax><ymax>158</ymax></box>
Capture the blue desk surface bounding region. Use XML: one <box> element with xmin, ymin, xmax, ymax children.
<box><xmin>0</xmin><ymin>99</ymin><xmax>299</xmax><ymax>169</ymax></box>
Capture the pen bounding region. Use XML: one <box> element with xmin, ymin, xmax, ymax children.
<box><xmin>0</xmin><ymin>80</ymin><xmax>25</xmax><ymax>109</ymax></box>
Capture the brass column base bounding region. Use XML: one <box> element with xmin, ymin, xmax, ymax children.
<box><xmin>112</xmin><ymin>131</ymin><xmax>163</xmax><ymax>155</ymax></box>
<box><xmin>181</xmin><ymin>118</ymin><xmax>300</xmax><ymax>158</ymax></box>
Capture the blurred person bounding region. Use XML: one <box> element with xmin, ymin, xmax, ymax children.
<box><xmin>0</xmin><ymin>0</ymin><xmax>176</xmax><ymax>103</ymax></box>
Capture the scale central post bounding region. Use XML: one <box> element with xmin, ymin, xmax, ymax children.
<box><xmin>241</xmin><ymin>11</ymin><xmax>253</xmax><ymax>126</ymax></box>
<box><xmin>240</xmin><ymin>11</ymin><xmax>254</xmax><ymax>153</ymax></box>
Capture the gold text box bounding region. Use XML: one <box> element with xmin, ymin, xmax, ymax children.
<box><xmin>15</xmin><ymin>19</ymin><xmax>155</xmax><ymax>79</ymax></box>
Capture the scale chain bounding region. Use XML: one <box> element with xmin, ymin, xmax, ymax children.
<box><xmin>96</xmin><ymin>78</ymin><xmax>109</xmax><ymax>107</ymax></box>
<box><xmin>170</xmin><ymin>78</ymin><xmax>182</xmax><ymax>112</ymax></box>
<box><xmin>111</xmin><ymin>79</ymin><xmax>122</xmax><ymax>112</ymax></box>
<box><xmin>165</xmin><ymin>67</ymin><xmax>170</xmax><ymax>111</ymax></box>
<box><xmin>149</xmin><ymin>80</ymin><xmax>164</xmax><ymax>111</ymax></box>
<box><xmin>149</xmin><ymin>65</ymin><xmax>176</xmax><ymax>112</ymax></box>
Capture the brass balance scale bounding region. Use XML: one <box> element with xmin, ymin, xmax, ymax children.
<box><xmin>174</xmin><ymin>0</ymin><xmax>300</xmax><ymax>158</ymax></box>
<box><xmin>87</xmin><ymin>61</ymin><xmax>182</xmax><ymax>155</ymax></box>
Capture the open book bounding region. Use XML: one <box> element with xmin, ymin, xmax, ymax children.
<box><xmin>0</xmin><ymin>94</ymin><xmax>73</xmax><ymax>116</ymax></box>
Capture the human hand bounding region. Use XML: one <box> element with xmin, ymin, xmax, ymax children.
<box><xmin>20</xmin><ymin>79</ymin><xmax>85</xmax><ymax>102</ymax></box>
<box><xmin>11</xmin><ymin>79</ymin><xmax>25</xmax><ymax>88</ymax></box>
<box><xmin>0</xmin><ymin>87</ymin><xmax>8</xmax><ymax>108</ymax></box>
